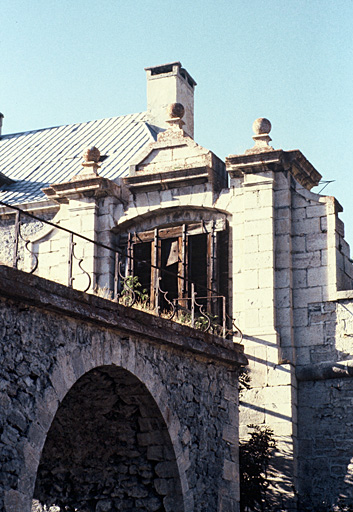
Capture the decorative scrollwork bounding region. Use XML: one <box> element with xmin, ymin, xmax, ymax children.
<box><xmin>12</xmin><ymin>211</ymin><xmax>38</xmax><ymax>273</ymax></box>
<box><xmin>225</xmin><ymin>313</ymin><xmax>243</xmax><ymax>342</ymax></box>
<box><xmin>156</xmin><ymin>275</ymin><xmax>175</xmax><ymax>320</ymax></box>
<box><xmin>71</xmin><ymin>240</ymin><xmax>91</xmax><ymax>293</ymax></box>
<box><xmin>23</xmin><ymin>238</ymin><xmax>38</xmax><ymax>274</ymax></box>
<box><xmin>194</xmin><ymin>297</ymin><xmax>211</xmax><ymax>332</ymax></box>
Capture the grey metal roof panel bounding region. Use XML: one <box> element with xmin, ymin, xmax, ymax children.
<box><xmin>0</xmin><ymin>112</ymin><xmax>156</xmax><ymax>205</ymax></box>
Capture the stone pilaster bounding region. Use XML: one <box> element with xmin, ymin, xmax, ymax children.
<box><xmin>224</xmin><ymin>119</ymin><xmax>322</xmax><ymax>510</ymax></box>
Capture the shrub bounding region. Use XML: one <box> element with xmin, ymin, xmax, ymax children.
<box><xmin>239</xmin><ymin>424</ymin><xmax>277</xmax><ymax>512</ymax></box>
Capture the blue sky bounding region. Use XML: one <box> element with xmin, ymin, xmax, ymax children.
<box><xmin>2</xmin><ymin>0</ymin><xmax>353</xmax><ymax>243</ymax></box>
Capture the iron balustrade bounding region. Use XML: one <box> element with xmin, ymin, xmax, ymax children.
<box><xmin>0</xmin><ymin>200</ymin><xmax>242</xmax><ymax>341</ymax></box>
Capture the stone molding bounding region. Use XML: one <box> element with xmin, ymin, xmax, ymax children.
<box><xmin>297</xmin><ymin>359</ymin><xmax>353</xmax><ymax>381</ymax></box>
<box><xmin>42</xmin><ymin>176</ymin><xmax>125</xmax><ymax>204</ymax></box>
<box><xmin>226</xmin><ymin>149</ymin><xmax>321</xmax><ymax>190</ymax></box>
<box><xmin>126</xmin><ymin>124</ymin><xmax>227</xmax><ymax>194</ymax></box>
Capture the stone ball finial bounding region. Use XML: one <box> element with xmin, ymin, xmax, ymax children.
<box><xmin>167</xmin><ymin>102</ymin><xmax>185</xmax><ymax>119</ymax></box>
<box><xmin>83</xmin><ymin>146</ymin><xmax>100</xmax><ymax>163</ymax></box>
<box><xmin>252</xmin><ymin>118</ymin><xmax>271</xmax><ymax>135</ymax></box>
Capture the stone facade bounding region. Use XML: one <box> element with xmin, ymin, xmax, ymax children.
<box><xmin>1</xmin><ymin>62</ymin><xmax>353</xmax><ymax>511</ymax></box>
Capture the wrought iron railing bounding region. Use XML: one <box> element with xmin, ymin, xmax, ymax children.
<box><xmin>0</xmin><ymin>200</ymin><xmax>242</xmax><ymax>341</ymax></box>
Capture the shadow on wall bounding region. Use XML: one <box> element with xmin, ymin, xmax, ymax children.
<box><xmin>239</xmin><ymin>309</ymin><xmax>353</xmax><ymax>512</ymax></box>
<box><xmin>296</xmin><ymin>300</ymin><xmax>353</xmax><ymax>511</ymax></box>
<box><xmin>297</xmin><ymin>375</ymin><xmax>353</xmax><ymax>512</ymax></box>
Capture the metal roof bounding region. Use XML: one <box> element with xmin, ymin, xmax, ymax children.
<box><xmin>0</xmin><ymin>112</ymin><xmax>157</xmax><ymax>205</ymax></box>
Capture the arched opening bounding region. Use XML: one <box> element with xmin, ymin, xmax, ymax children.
<box><xmin>32</xmin><ymin>366</ymin><xmax>184</xmax><ymax>512</ymax></box>
<box><xmin>115</xmin><ymin>208</ymin><xmax>230</xmax><ymax>325</ymax></box>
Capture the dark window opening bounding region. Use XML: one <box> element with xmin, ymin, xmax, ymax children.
<box><xmin>160</xmin><ymin>238</ymin><xmax>179</xmax><ymax>309</ymax></box>
<box><xmin>188</xmin><ymin>233</ymin><xmax>208</xmax><ymax>306</ymax></box>
<box><xmin>133</xmin><ymin>242</ymin><xmax>152</xmax><ymax>301</ymax></box>
<box><xmin>218</xmin><ymin>230</ymin><xmax>229</xmax><ymax>301</ymax></box>
<box><xmin>118</xmin><ymin>220</ymin><xmax>229</xmax><ymax>328</ymax></box>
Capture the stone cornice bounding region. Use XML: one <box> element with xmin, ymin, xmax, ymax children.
<box><xmin>124</xmin><ymin>166</ymin><xmax>211</xmax><ymax>193</ymax></box>
<box><xmin>126</xmin><ymin>126</ymin><xmax>227</xmax><ymax>194</ymax></box>
<box><xmin>226</xmin><ymin>149</ymin><xmax>322</xmax><ymax>190</ymax></box>
<box><xmin>42</xmin><ymin>175</ymin><xmax>125</xmax><ymax>204</ymax></box>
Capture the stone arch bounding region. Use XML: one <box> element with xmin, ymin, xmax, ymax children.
<box><xmin>15</xmin><ymin>334</ymin><xmax>190</xmax><ymax>512</ymax></box>
<box><xmin>32</xmin><ymin>365</ymin><xmax>185</xmax><ymax>512</ymax></box>
<box><xmin>114</xmin><ymin>204</ymin><xmax>230</xmax><ymax>234</ymax></box>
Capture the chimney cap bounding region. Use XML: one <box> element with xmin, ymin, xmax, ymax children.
<box><xmin>144</xmin><ymin>61</ymin><xmax>181</xmax><ymax>72</ymax></box>
<box><xmin>145</xmin><ymin>61</ymin><xmax>197</xmax><ymax>87</ymax></box>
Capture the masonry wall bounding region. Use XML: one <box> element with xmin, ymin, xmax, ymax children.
<box><xmin>0</xmin><ymin>265</ymin><xmax>244</xmax><ymax>512</ymax></box>
<box><xmin>225</xmin><ymin>161</ymin><xmax>353</xmax><ymax>510</ymax></box>
<box><xmin>2</xmin><ymin>142</ymin><xmax>353</xmax><ymax>512</ymax></box>
<box><xmin>33</xmin><ymin>366</ymin><xmax>184</xmax><ymax>512</ymax></box>
<box><xmin>298</xmin><ymin>376</ymin><xmax>353</xmax><ymax>510</ymax></box>
<box><xmin>297</xmin><ymin>299</ymin><xmax>353</xmax><ymax>510</ymax></box>
<box><xmin>227</xmin><ymin>168</ymin><xmax>299</xmax><ymax>511</ymax></box>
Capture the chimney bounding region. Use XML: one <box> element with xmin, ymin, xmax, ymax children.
<box><xmin>0</xmin><ymin>113</ymin><xmax>4</xmax><ymax>137</ymax></box>
<box><xmin>145</xmin><ymin>62</ymin><xmax>197</xmax><ymax>138</ymax></box>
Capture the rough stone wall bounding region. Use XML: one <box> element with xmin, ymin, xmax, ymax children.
<box><xmin>298</xmin><ymin>376</ymin><xmax>353</xmax><ymax>510</ymax></box>
<box><xmin>33</xmin><ymin>366</ymin><xmax>183</xmax><ymax>512</ymax></box>
<box><xmin>0</xmin><ymin>265</ymin><xmax>244</xmax><ymax>512</ymax></box>
<box><xmin>297</xmin><ymin>299</ymin><xmax>353</xmax><ymax>510</ymax></box>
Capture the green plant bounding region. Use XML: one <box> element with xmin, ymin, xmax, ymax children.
<box><xmin>239</xmin><ymin>424</ymin><xmax>277</xmax><ymax>512</ymax></box>
<box><xmin>121</xmin><ymin>275</ymin><xmax>149</xmax><ymax>306</ymax></box>
<box><xmin>194</xmin><ymin>314</ymin><xmax>210</xmax><ymax>331</ymax></box>
<box><xmin>93</xmin><ymin>278</ymin><xmax>227</xmax><ymax>336</ymax></box>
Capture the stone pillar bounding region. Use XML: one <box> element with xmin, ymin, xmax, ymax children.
<box><xmin>225</xmin><ymin>118</ymin><xmax>321</xmax><ymax>510</ymax></box>
<box><xmin>232</xmin><ymin>170</ymin><xmax>298</xmax><ymax>510</ymax></box>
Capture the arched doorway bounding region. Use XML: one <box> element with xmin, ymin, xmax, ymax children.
<box><xmin>32</xmin><ymin>366</ymin><xmax>184</xmax><ymax>512</ymax></box>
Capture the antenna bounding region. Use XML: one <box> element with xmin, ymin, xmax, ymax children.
<box><xmin>318</xmin><ymin>180</ymin><xmax>335</xmax><ymax>194</ymax></box>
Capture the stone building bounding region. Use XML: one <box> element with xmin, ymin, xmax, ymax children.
<box><xmin>1</xmin><ymin>61</ymin><xmax>353</xmax><ymax>511</ymax></box>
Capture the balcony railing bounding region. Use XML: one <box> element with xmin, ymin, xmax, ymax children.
<box><xmin>0</xmin><ymin>200</ymin><xmax>242</xmax><ymax>341</ymax></box>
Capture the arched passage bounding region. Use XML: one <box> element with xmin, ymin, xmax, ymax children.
<box><xmin>32</xmin><ymin>365</ymin><xmax>184</xmax><ymax>512</ymax></box>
